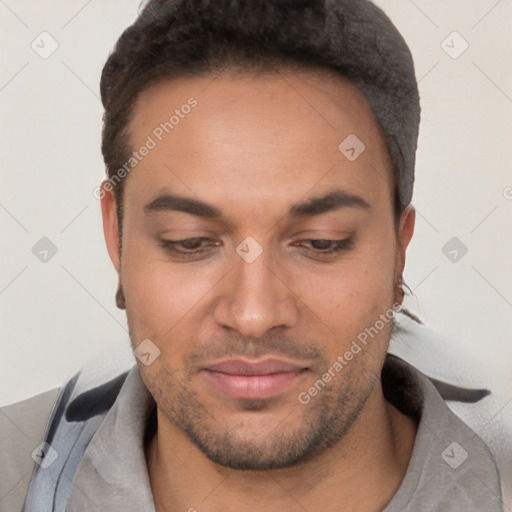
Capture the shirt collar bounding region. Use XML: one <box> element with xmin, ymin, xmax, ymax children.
<box><xmin>66</xmin><ymin>365</ymin><xmax>156</xmax><ymax>511</ymax></box>
<box><xmin>383</xmin><ymin>355</ymin><xmax>502</xmax><ymax>511</ymax></box>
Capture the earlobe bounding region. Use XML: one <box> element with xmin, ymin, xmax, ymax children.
<box><xmin>394</xmin><ymin>205</ymin><xmax>416</xmax><ymax>305</ymax></box>
<box><xmin>115</xmin><ymin>282</ymin><xmax>126</xmax><ymax>309</ymax></box>
<box><xmin>100</xmin><ymin>179</ymin><xmax>121</xmax><ymax>273</ymax></box>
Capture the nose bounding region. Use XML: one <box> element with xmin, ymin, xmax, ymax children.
<box><xmin>213</xmin><ymin>247</ymin><xmax>300</xmax><ymax>339</ymax></box>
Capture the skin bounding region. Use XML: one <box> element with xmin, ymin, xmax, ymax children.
<box><xmin>101</xmin><ymin>69</ymin><xmax>417</xmax><ymax>512</ymax></box>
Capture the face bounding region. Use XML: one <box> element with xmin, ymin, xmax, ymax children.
<box><xmin>101</xmin><ymin>69</ymin><xmax>415</xmax><ymax>470</ymax></box>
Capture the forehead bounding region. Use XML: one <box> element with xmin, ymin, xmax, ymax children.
<box><xmin>124</xmin><ymin>70</ymin><xmax>394</xmax><ymax>217</ymax></box>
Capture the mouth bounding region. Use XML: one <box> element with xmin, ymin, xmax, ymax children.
<box><xmin>200</xmin><ymin>358</ymin><xmax>310</xmax><ymax>400</ymax></box>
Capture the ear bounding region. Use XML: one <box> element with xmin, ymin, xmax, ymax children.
<box><xmin>395</xmin><ymin>205</ymin><xmax>415</xmax><ymax>304</ymax></box>
<box><xmin>100</xmin><ymin>179</ymin><xmax>121</xmax><ymax>273</ymax></box>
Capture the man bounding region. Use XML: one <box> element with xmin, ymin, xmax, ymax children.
<box><xmin>0</xmin><ymin>1</ymin><xmax>507</xmax><ymax>511</ymax></box>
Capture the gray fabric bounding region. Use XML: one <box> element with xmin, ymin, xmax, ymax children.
<box><xmin>63</xmin><ymin>367</ymin><xmax>155</xmax><ymax>512</ymax></box>
<box><xmin>382</xmin><ymin>356</ymin><xmax>503</xmax><ymax>511</ymax></box>
<box><xmin>0</xmin><ymin>388</ymin><xmax>59</xmax><ymax>512</ymax></box>
<box><xmin>58</xmin><ymin>357</ymin><xmax>502</xmax><ymax>511</ymax></box>
<box><xmin>389</xmin><ymin>311</ymin><xmax>512</xmax><ymax>506</ymax></box>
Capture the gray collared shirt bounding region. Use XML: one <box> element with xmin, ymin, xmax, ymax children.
<box><xmin>56</xmin><ymin>355</ymin><xmax>502</xmax><ymax>511</ymax></box>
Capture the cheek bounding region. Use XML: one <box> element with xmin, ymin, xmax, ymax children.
<box><xmin>301</xmin><ymin>241</ymin><xmax>395</xmax><ymax>308</ymax></box>
<box><xmin>294</xmin><ymin>236</ymin><xmax>397</xmax><ymax>352</ymax></box>
<box><xmin>120</xmin><ymin>242</ymin><xmax>221</xmax><ymax>340</ymax></box>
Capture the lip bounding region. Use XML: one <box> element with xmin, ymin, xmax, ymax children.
<box><xmin>201</xmin><ymin>358</ymin><xmax>309</xmax><ymax>400</ymax></box>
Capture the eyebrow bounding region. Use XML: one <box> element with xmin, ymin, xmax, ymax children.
<box><xmin>288</xmin><ymin>190</ymin><xmax>370</xmax><ymax>217</ymax></box>
<box><xmin>144</xmin><ymin>189</ymin><xmax>370</xmax><ymax>221</ymax></box>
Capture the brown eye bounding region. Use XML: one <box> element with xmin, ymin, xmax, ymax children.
<box><xmin>158</xmin><ymin>237</ymin><xmax>221</xmax><ymax>260</ymax></box>
<box><xmin>310</xmin><ymin>239</ymin><xmax>334</xmax><ymax>250</ymax></box>
<box><xmin>294</xmin><ymin>238</ymin><xmax>354</xmax><ymax>256</ymax></box>
<box><xmin>179</xmin><ymin>237</ymin><xmax>204</xmax><ymax>250</ymax></box>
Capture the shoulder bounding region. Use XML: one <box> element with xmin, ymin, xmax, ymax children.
<box><xmin>0</xmin><ymin>387</ymin><xmax>60</xmax><ymax>511</ymax></box>
<box><xmin>389</xmin><ymin>310</ymin><xmax>512</xmax><ymax>509</ymax></box>
<box><xmin>1</xmin><ymin>340</ymin><xmax>136</xmax><ymax>511</ymax></box>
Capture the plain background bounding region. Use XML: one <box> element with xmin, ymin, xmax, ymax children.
<box><xmin>0</xmin><ymin>0</ymin><xmax>511</xmax><ymax>407</ymax></box>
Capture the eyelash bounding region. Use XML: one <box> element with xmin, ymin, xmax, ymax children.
<box><xmin>158</xmin><ymin>237</ymin><xmax>354</xmax><ymax>258</ymax></box>
<box><xmin>295</xmin><ymin>238</ymin><xmax>354</xmax><ymax>254</ymax></box>
<box><xmin>158</xmin><ymin>237</ymin><xmax>219</xmax><ymax>258</ymax></box>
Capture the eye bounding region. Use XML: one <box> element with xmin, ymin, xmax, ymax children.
<box><xmin>158</xmin><ymin>237</ymin><xmax>220</xmax><ymax>258</ymax></box>
<box><xmin>295</xmin><ymin>238</ymin><xmax>354</xmax><ymax>255</ymax></box>
<box><xmin>157</xmin><ymin>236</ymin><xmax>353</xmax><ymax>261</ymax></box>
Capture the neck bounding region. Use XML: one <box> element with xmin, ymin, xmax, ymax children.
<box><xmin>145</xmin><ymin>381</ymin><xmax>417</xmax><ymax>512</ymax></box>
